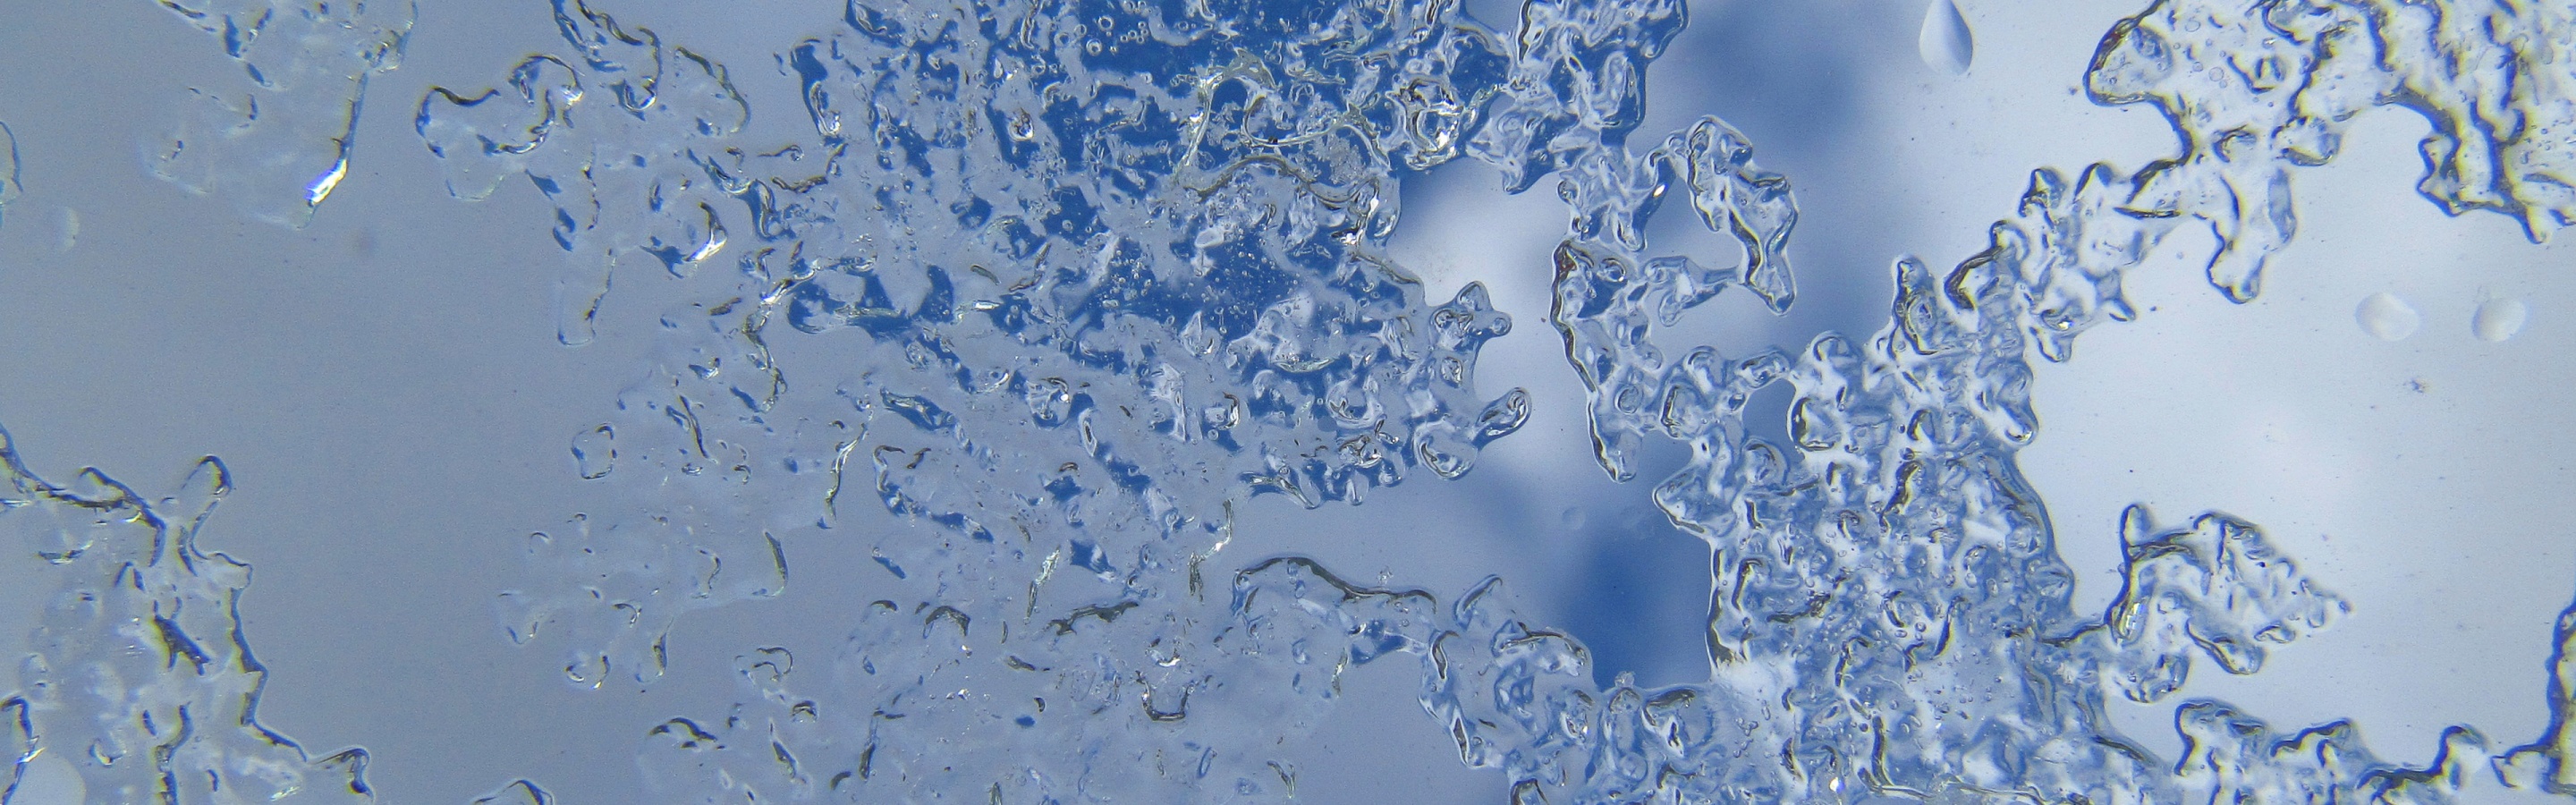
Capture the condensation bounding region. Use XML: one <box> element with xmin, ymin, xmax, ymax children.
<box><xmin>4</xmin><ymin>0</ymin><xmax>2574</xmax><ymax>802</ymax></box>
<box><xmin>1402</xmin><ymin>0</ymin><xmax>2576</xmax><ymax>800</ymax></box>
<box><xmin>0</xmin><ymin>429</ymin><xmax>372</xmax><ymax>803</ymax></box>
<box><xmin>424</xmin><ymin>0</ymin><xmax>1533</xmax><ymax>796</ymax></box>
<box><xmin>1385</xmin><ymin>0</ymin><xmax>2576</xmax><ymax>800</ymax></box>
<box><xmin>402</xmin><ymin>0</ymin><xmax>2576</xmax><ymax>801</ymax></box>
<box><xmin>142</xmin><ymin>0</ymin><xmax>416</xmax><ymax>227</ymax></box>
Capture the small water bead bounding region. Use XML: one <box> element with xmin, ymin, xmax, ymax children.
<box><xmin>1918</xmin><ymin>0</ymin><xmax>1975</xmax><ymax>77</ymax></box>
<box><xmin>2473</xmin><ymin>297</ymin><xmax>2529</xmax><ymax>342</ymax></box>
<box><xmin>2356</xmin><ymin>292</ymin><xmax>2420</xmax><ymax>341</ymax></box>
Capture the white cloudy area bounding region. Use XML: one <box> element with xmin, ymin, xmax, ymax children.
<box><xmin>0</xmin><ymin>0</ymin><xmax>2570</xmax><ymax>802</ymax></box>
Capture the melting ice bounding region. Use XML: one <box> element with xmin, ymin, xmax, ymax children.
<box><xmin>7</xmin><ymin>0</ymin><xmax>2576</xmax><ymax>802</ymax></box>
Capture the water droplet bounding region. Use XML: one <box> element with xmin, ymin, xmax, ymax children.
<box><xmin>572</xmin><ymin>424</ymin><xmax>616</xmax><ymax>479</ymax></box>
<box><xmin>2356</xmin><ymin>292</ymin><xmax>2419</xmax><ymax>341</ymax></box>
<box><xmin>2473</xmin><ymin>297</ymin><xmax>2528</xmax><ymax>342</ymax></box>
<box><xmin>1918</xmin><ymin>0</ymin><xmax>1974</xmax><ymax>77</ymax></box>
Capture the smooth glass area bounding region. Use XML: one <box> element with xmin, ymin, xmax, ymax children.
<box><xmin>1</xmin><ymin>0</ymin><xmax>2572</xmax><ymax>802</ymax></box>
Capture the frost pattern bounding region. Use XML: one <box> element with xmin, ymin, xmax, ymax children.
<box><xmin>0</xmin><ymin>428</ymin><xmax>372</xmax><ymax>804</ymax></box>
<box><xmin>400</xmin><ymin>0</ymin><xmax>2576</xmax><ymax>804</ymax></box>
<box><xmin>145</xmin><ymin>0</ymin><xmax>415</xmax><ymax>227</ymax></box>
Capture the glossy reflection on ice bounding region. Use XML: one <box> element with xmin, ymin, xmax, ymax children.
<box><xmin>2474</xmin><ymin>297</ymin><xmax>2529</xmax><ymax>343</ymax></box>
<box><xmin>142</xmin><ymin>0</ymin><xmax>415</xmax><ymax>227</ymax></box>
<box><xmin>2358</xmin><ymin>292</ymin><xmax>2421</xmax><ymax>341</ymax></box>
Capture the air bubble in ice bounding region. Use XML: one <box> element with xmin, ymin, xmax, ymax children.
<box><xmin>1919</xmin><ymin>0</ymin><xmax>1975</xmax><ymax>77</ymax></box>
<box><xmin>2473</xmin><ymin>297</ymin><xmax>2528</xmax><ymax>342</ymax></box>
<box><xmin>2356</xmin><ymin>292</ymin><xmax>2420</xmax><ymax>341</ymax></box>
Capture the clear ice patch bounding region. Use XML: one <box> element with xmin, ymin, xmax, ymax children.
<box><xmin>144</xmin><ymin>0</ymin><xmax>416</xmax><ymax>227</ymax></box>
<box><xmin>0</xmin><ymin>428</ymin><xmax>371</xmax><ymax>804</ymax></box>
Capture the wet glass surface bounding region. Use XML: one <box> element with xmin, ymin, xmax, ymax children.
<box><xmin>2</xmin><ymin>1</ymin><xmax>2574</xmax><ymax>802</ymax></box>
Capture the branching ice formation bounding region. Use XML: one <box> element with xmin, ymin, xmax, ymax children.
<box><xmin>144</xmin><ymin>0</ymin><xmax>415</xmax><ymax>227</ymax></box>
